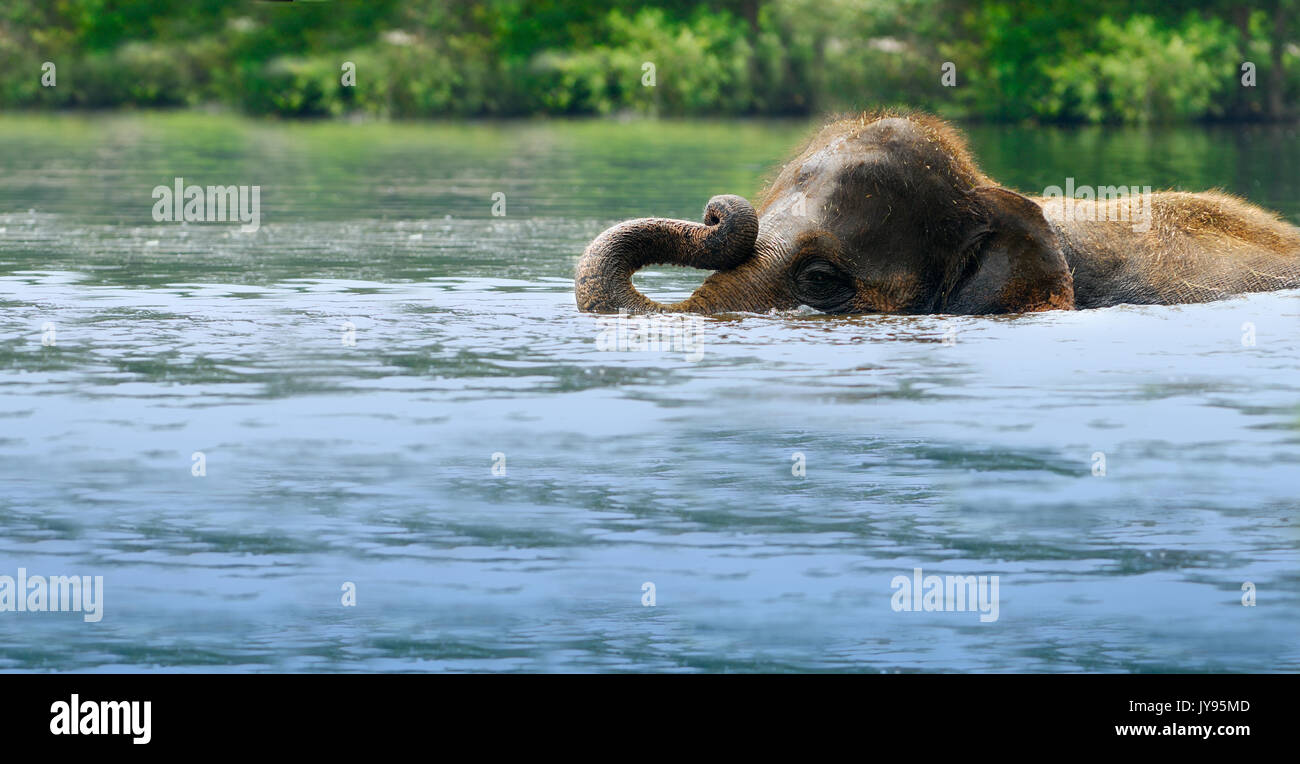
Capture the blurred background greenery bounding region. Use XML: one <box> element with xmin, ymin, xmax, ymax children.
<box><xmin>0</xmin><ymin>0</ymin><xmax>1296</xmax><ymax>122</ymax></box>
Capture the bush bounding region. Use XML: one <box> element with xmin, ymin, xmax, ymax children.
<box><xmin>0</xmin><ymin>0</ymin><xmax>1294</xmax><ymax>122</ymax></box>
<box><xmin>1042</xmin><ymin>15</ymin><xmax>1240</xmax><ymax>123</ymax></box>
<box><xmin>525</xmin><ymin>8</ymin><xmax>755</xmax><ymax>116</ymax></box>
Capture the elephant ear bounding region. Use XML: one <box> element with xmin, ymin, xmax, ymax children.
<box><xmin>943</xmin><ymin>186</ymin><xmax>1075</xmax><ymax>314</ymax></box>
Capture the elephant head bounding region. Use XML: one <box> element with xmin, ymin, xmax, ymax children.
<box><xmin>575</xmin><ymin>112</ymin><xmax>1074</xmax><ymax>315</ymax></box>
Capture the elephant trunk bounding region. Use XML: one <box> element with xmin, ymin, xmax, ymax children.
<box><xmin>575</xmin><ymin>195</ymin><xmax>759</xmax><ymax>313</ymax></box>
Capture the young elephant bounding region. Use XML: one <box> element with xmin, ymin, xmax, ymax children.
<box><xmin>575</xmin><ymin>111</ymin><xmax>1300</xmax><ymax>314</ymax></box>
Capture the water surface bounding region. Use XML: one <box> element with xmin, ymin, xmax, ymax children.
<box><xmin>1</xmin><ymin>113</ymin><xmax>1297</xmax><ymax>672</ymax></box>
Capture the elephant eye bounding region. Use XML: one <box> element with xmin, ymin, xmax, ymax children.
<box><xmin>793</xmin><ymin>257</ymin><xmax>855</xmax><ymax>312</ymax></box>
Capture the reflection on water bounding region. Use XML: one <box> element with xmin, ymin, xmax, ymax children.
<box><xmin>0</xmin><ymin>113</ymin><xmax>1297</xmax><ymax>672</ymax></box>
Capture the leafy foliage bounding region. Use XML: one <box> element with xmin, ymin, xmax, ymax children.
<box><xmin>0</xmin><ymin>0</ymin><xmax>1292</xmax><ymax>122</ymax></box>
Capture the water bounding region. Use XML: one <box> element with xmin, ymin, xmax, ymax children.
<box><xmin>1</xmin><ymin>112</ymin><xmax>1297</xmax><ymax>672</ymax></box>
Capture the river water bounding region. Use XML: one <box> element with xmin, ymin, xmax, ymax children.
<box><xmin>1</xmin><ymin>113</ymin><xmax>1297</xmax><ymax>671</ymax></box>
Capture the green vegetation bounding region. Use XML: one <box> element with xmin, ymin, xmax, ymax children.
<box><xmin>1</xmin><ymin>0</ymin><xmax>1296</xmax><ymax>122</ymax></box>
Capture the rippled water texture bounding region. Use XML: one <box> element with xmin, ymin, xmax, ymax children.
<box><xmin>1</xmin><ymin>113</ymin><xmax>1297</xmax><ymax>672</ymax></box>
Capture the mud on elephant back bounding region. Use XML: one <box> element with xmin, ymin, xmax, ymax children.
<box><xmin>575</xmin><ymin>110</ymin><xmax>1300</xmax><ymax>316</ymax></box>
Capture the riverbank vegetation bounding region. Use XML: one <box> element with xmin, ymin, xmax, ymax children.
<box><xmin>1</xmin><ymin>0</ymin><xmax>1295</xmax><ymax>122</ymax></box>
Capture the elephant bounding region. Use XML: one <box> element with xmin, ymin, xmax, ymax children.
<box><xmin>575</xmin><ymin>111</ymin><xmax>1300</xmax><ymax>315</ymax></box>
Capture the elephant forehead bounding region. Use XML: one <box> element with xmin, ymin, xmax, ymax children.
<box><xmin>759</xmin><ymin>112</ymin><xmax>986</xmax><ymax>218</ymax></box>
<box><xmin>805</xmin><ymin>150</ymin><xmax>957</xmax><ymax>205</ymax></box>
<box><xmin>798</xmin><ymin>140</ymin><xmax>888</xmax><ymax>183</ymax></box>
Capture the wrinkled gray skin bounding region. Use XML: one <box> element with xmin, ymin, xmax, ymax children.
<box><xmin>574</xmin><ymin>193</ymin><xmax>805</xmax><ymax>315</ymax></box>
<box><xmin>574</xmin><ymin>194</ymin><xmax>767</xmax><ymax>313</ymax></box>
<box><xmin>575</xmin><ymin>113</ymin><xmax>1300</xmax><ymax>315</ymax></box>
